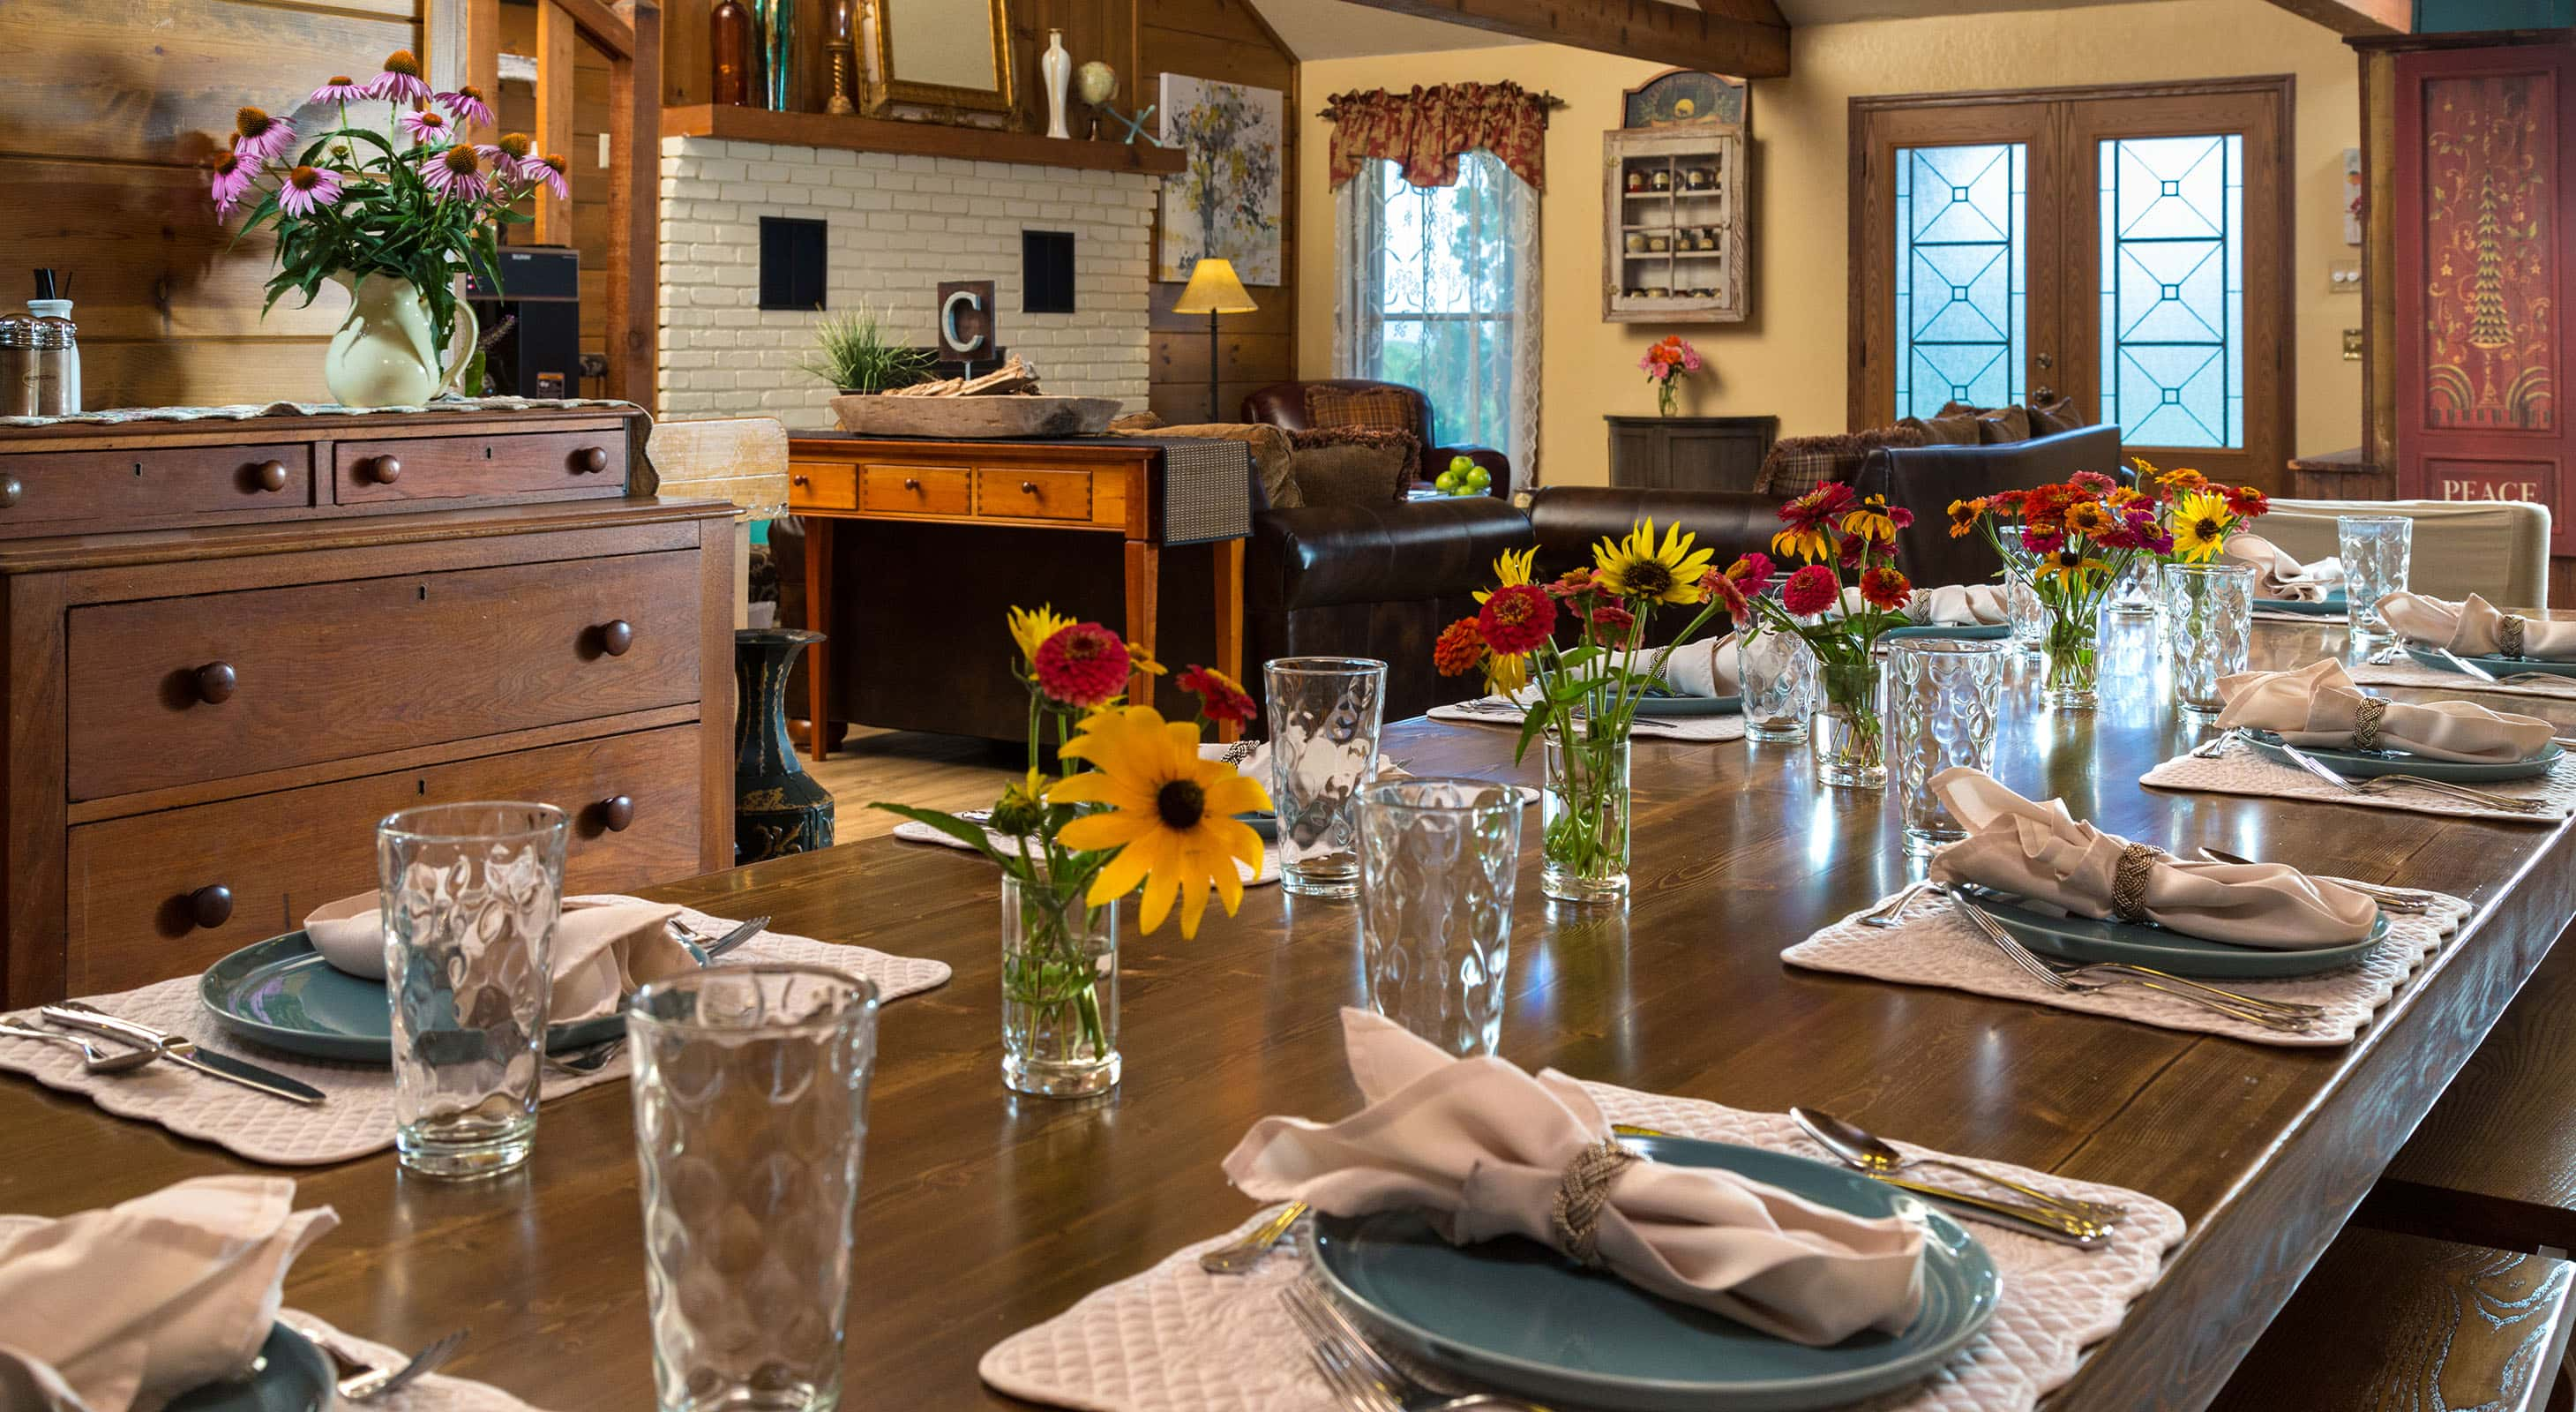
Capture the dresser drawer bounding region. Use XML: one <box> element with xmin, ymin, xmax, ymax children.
<box><xmin>0</xmin><ymin>443</ymin><xmax>312</xmax><ymax>528</ymax></box>
<box><xmin>788</xmin><ymin>461</ymin><xmax>857</xmax><ymax>510</ymax></box>
<box><xmin>66</xmin><ymin>551</ymin><xmax>702</xmax><ymax>801</ymax></box>
<box><xmin>64</xmin><ymin>725</ymin><xmax>706</xmax><ymax>995</ymax></box>
<box><xmin>975</xmin><ymin>467</ymin><xmax>1092</xmax><ymax>521</ymax></box>
<box><xmin>860</xmin><ymin>465</ymin><xmax>970</xmax><ymax>515</ymax></box>
<box><xmin>333</xmin><ymin>428</ymin><xmax>625</xmax><ymax>504</ymax></box>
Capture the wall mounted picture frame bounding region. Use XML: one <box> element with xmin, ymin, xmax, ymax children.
<box><xmin>1158</xmin><ymin>74</ymin><xmax>1285</xmax><ymax>286</ymax></box>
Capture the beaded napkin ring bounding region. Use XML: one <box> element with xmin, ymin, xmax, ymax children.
<box><xmin>1551</xmin><ymin>1137</ymin><xmax>1641</xmax><ymax>1266</ymax></box>
<box><xmin>2501</xmin><ymin>615</ymin><xmax>2528</xmax><ymax>658</ymax></box>
<box><xmin>2351</xmin><ymin>696</ymin><xmax>2388</xmax><ymax>753</ymax></box>
<box><xmin>2109</xmin><ymin>842</ymin><xmax>2160</xmax><ymax>922</ymax></box>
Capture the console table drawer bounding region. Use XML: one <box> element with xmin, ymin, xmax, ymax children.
<box><xmin>66</xmin><ymin>550</ymin><xmax>701</xmax><ymax>801</ymax></box>
<box><xmin>860</xmin><ymin>465</ymin><xmax>970</xmax><ymax>515</ymax></box>
<box><xmin>64</xmin><ymin>725</ymin><xmax>705</xmax><ymax>995</ymax></box>
<box><xmin>976</xmin><ymin>467</ymin><xmax>1091</xmax><ymax>521</ymax></box>
<box><xmin>333</xmin><ymin>428</ymin><xmax>624</xmax><ymax>503</ymax></box>
<box><xmin>789</xmin><ymin>462</ymin><xmax>857</xmax><ymax>510</ymax></box>
<box><xmin>0</xmin><ymin>443</ymin><xmax>311</xmax><ymax>528</ymax></box>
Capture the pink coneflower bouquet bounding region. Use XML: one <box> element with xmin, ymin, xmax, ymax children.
<box><xmin>213</xmin><ymin>52</ymin><xmax>574</xmax><ymax>371</ymax></box>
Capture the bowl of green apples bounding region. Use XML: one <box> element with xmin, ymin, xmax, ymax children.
<box><xmin>1433</xmin><ymin>454</ymin><xmax>1493</xmax><ymax>497</ymax></box>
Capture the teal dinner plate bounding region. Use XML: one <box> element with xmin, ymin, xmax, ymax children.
<box><xmin>2243</xmin><ymin>729</ymin><xmax>2561</xmax><ymax>782</ymax></box>
<box><xmin>1968</xmin><ymin>890</ymin><xmax>2391</xmax><ymax>978</ymax></box>
<box><xmin>166</xmin><ymin>1324</ymin><xmax>332</xmax><ymax>1412</ymax></box>
<box><xmin>199</xmin><ymin>930</ymin><xmax>706</xmax><ymax>1064</ymax></box>
<box><xmin>1636</xmin><ymin>694</ymin><xmax>1741</xmax><ymax>717</ymax></box>
<box><xmin>2254</xmin><ymin>592</ymin><xmax>2347</xmax><ymax>617</ymax></box>
<box><xmin>1308</xmin><ymin>1135</ymin><xmax>1999</xmax><ymax>1412</ymax></box>
<box><xmin>1883</xmin><ymin>622</ymin><xmax>2011</xmax><ymax>641</ymax></box>
<box><xmin>2408</xmin><ymin>644</ymin><xmax>2576</xmax><ymax>680</ymax></box>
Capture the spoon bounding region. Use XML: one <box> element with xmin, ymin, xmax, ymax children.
<box><xmin>1789</xmin><ymin>1106</ymin><xmax>2130</xmax><ymax>1226</ymax></box>
<box><xmin>0</xmin><ymin>1022</ymin><xmax>160</xmax><ymax>1074</ymax></box>
<box><xmin>2194</xmin><ymin>848</ymin><xmax>2431</xmax><ymax>912</ymax></box>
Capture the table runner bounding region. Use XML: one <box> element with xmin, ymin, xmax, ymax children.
<box><xmin>2140</xmin><ymin>734</ymin><xmax>2576</xmax><ymax>823</ymax></box>
<box><xmin>0</xmin><ymin>901</ymin><xmax>949</xmax><ymax>1166</ymax></box>
<box><xmin>1427</xmin><ymin>696</ymin><xmax>1749</xmax><ymax>743</ymax></box>
<box><xmin>1782</xmin><ymin>888</ymin><xmax>2469</xmax><ymax>1047</ymax></box>
<box><xmin>979</xmin><ymin>1082</ymin><xmax>2186</xmax><ymax>1412</ymax></box>
<box><xmin>2350</xmin><ymin>656</ymin><xmax>2576</xmax><ymax>702</ymax></box>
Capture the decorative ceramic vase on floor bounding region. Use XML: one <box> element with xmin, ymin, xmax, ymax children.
<box><xmin>1041</xmin><ymin>30</ymin><xmax>1073</xmax><ymax>139</ymax></box>
<box><xmin>734</xmin><ymin>628</ymin><xmax>835</xmax><ymax>863</ymax></box>
<box><xmin>324</xmin><ymin>272</ymin><xmax>477</xmax><ymax>408</ymax></box>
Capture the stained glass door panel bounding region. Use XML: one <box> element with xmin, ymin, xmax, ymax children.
<box><xmin>2098</xmin><ymin>135</ymin><xmax>2243</xmax><ymax>449</ymax></box>
<box><xmin>1894</xmin><ymin>144</ymin><xmax>2027</xmax><ymax>419</ymax></box>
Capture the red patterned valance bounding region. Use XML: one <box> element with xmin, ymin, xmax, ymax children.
<box><xmin>1323</xmin><ymin>82</ymin><xmax>1548</xmax><ymax>193</ymax></box>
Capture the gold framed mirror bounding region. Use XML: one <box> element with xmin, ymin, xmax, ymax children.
<box><xmin>865</xmin><ymin>0</ymin><xmax>1015</xmax><ymax>118</ymax></box>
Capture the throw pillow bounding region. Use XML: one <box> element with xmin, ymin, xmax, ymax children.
<box><xmin>2026</xmin><ymin>394</ymin><xmax>2087</xmax><ymax>436</ymax></box>
<box><xmin>1898</xmin><ymin>412</ymin><xmax>1983</xmax><ymax>447</ymax></box>
<box><xmin>1306</xmin><ymin>386</ymin><xmax>1419</xmax><ymax>438</ymax></box>
<box><xmin>1753</xmin><ymin>424</ymin><xmax>1929</xmax><ymax>499</ymax></box>
<box><xmin>1106</xmin><ymin>409</ymin><xmax>1167</xmax><ymax>432</ymax></box>
<box><xmin>1286</xmin><ymin>426</ymin><xmax>1418</xmax><ymax>506</ymax></box>
<box><xmin>1974</xmin><ymin>404</ymin><xmax>2033</xmax><ymax>443</ymax></box>
<box><xmin>1120</xmin><ymin>422</ymin><xmax>1300</xmax><ymax>510</ymax></box>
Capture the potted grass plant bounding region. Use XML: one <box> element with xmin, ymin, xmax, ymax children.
<box><xmin>798</xmin><ymin>302</ymin><xmax>932</xmax><ymax>394</ymax></box>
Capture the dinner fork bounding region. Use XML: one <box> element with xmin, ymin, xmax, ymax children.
<box><xmin>1945</xmin><ymin>894</ymin><xmax>2319</xmax><ymax>1032</ymax></box>
<box><xmin>2434</xmin><ymin>645</ymin><xmax>2571</xmax><ymax>687</ymax></box>
<box><xmin>2188</xmin><ymin>729</ymin><xmax>2242</xmax><ymax>759</ymax></box>
<box><xmin>543</xmin><ymin>1037</ymin><xmax>625</xmax><ymax>1077</ymax></box>
<box><xmin>0</xmin><ymin>1022</ymin><xmax>159</xmax><ymax>1073</ymax></box>
<box><xmin>1934</xmin><ymin>888</ymin><xmax>2327</xmax><ymax>1018</ymax></box>
<box><xmin>335</xmin><ymin>1327</ymin><xmax>468</xmax><ymax>1403</ymax></box>
<box><xmin>2271</xmin><ymin>738</ymin><xmax>2551</xmax><ymax>814</ymax></box>
<box><xmin>1281</xmin><ymin>1281</ymin><xmax>1548</xmax><ymax>1412</ymax></box>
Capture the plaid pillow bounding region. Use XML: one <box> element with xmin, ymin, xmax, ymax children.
<box><xmin>1306</xmin><ymin>387</ymin><xmax>1419</xmax><ymax>438</ymax></box>
<box><xmin>1753</xmin><ymin>424</ymin><xmax>1928</xmax><ymax>498</ymax></box>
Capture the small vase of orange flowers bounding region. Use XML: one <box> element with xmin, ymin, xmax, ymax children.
<box><xmin>1949</xmin><ymin>473</ymin><xmax>2161</xmax><ymax>710</ymax></box>
<box><xmin>1707</xmin><ymin>484</ymin><xmax>1917</xmax><ymax>788</ymax></box>
<box><xmin>873</xmin><ymin>609</ymin><xmax>1267</xmax><ymax>1098</ymax></box>
<box><xmin>1641</xmin><ymin>334</ymin><xmax>1702</xmax><ymax>417</ymax></box>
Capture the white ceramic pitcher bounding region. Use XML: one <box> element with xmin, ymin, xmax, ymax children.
<box><xmin>323</xmin><ymin>271</ymin><xmax>479</xmax><ymax>407</ymax></box>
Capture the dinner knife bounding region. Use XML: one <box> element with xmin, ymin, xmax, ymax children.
<box><xmin>40</xmin><ymin>1002</ymin><xmax>326</xmax><ymax>1107</ymax></box>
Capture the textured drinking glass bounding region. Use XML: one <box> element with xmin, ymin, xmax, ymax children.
<box><xmin>1356</xmin><ymin>778</ymin><xmax>1523</xmax><ymax>1056</ymax></box>
<box><xmin>1739</xmin><ymin>631</ymin><xmax>1816</xmax><ymax>742</ymax></box>
<box><xmin>630</xmin><ymin>965</ymin><xmax>879</xmax><ymax>1412</ymax></box>
<box><xmin>2338</xmin><ymin>515</ymin><xmax>2414</xmax><ymax>638</ymax></box>
<box><xmin>1888</xmin><ymin>642</ymin><xmax>2005</xmax><ymax>855</ymax></box>
<box><xmin>2162</xmin><ymin>561</ymin><xmax>2256</xmax><ymax>715</ymax></box>
<box><xmin>2107</xmin><ymin>553</ymin><xmax>2158</xmax><ymax>618</ymax></box>
<box><xmin>1263</xmin><ymin>657</ymin><xmax>1388</xmax><ymax>898</ymax></box>
<box><xmin>378</xmin><ymin>802</ymin><xmax>569</xmax><ymax>1179</ymax></box>
<box><xmin>2006</xmin><ymin>577</ymin><xmax>2048</xmax><ymax>657</ymax></box>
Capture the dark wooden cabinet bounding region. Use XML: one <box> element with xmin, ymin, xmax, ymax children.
<box><xmin>1605</xmin><ymin>415</ymin><xmax>1778</xmax><ymax>492</ymax></box>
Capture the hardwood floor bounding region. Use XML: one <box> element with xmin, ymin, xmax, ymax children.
<box><xmin>805</xmin><ymin>726</ymin><xmax>1020</xmax><ymax>842</ymax></box>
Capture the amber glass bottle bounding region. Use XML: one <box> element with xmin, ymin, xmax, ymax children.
<box><xmin>710</xmin><ymin>0</ymin><xmax>753</xmax><ymax>106</ymax></box>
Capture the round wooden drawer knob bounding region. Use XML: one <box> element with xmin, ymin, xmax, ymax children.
<box><xmin>252</xmin><ymin>460</ymin><xmax>290</xmax><ymax>492</ymax></box>
<box><xmin>791</xmin><ymin>474</ymin><xmax>810</xmax><ymax>487</ymax></box>
<box><xmin>903</xmin><ymin>477</ymin><xmax>921</xmax><ymax>490</ymax></box>
<box><xmin>576</xmin><ymin>446</ymin><xmax>610</xmax><ymax>474</ymax></box>
<box><xmin>367</xmin><ymin>455</ymin><xmax>402</xmax><ymax>484</ymax></box>
<box><xmin>188</xmin><ymin>884</ymin><xmax>234</xmax><ymax>931</ymax></box>
<box><xmin>1020</xmin><ymin>480</ymin><xmax>1038</xmax><ymax>494</ymax></box>
<box><xmin>0</xmin><ymin>474</ymin><xmax>20</xmax><ymax>508</ymax></box>
<box><xmin>599</xmin><ymin>620</ymin><xmax>635</xmax><ymax>657</ymax></box>
<box><xmin>599</xmin><ymin>794</ymin><xmax>635</xmax><ymax>832</ymax></box>
<box><xmin>193</xmin><ymin>661</ymin><xmax>237</xmax><ymax>703</ymax></box>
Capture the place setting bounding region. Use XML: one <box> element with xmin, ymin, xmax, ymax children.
<box><xmin>2345</xmin><ymin>589</ymin><xmax>2576</xmax><ymax>702</ymax></box>
<box><xmin>1784</xmin><ymin>769</ymin><xmax>2469</xmax><ymax>1047</ymax></box>
<box><xmin>2220</xmin><ymin>531</ymin><xmax>2350</xmax><ymax>621</ymax></box>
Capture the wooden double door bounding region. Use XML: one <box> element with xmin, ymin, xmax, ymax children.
<box><xmin>1851</xmin><ymin>79</ymin><xmax>2295</xmax><ymax>489</ymax></box>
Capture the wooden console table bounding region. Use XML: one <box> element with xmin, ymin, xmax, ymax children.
<box><xmin>1606</xmin><ymin>414</ymin><xmax>1778</xmax><ymax>492</ymax></box>
<box><xmin>786</xmin><ymin>433</ymin><xmax>1249</xmax><ymax>752</ymax></box>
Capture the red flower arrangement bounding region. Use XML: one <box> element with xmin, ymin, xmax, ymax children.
<box><xmin>1033</xmin><ymin>623</ymin><xmax>1135</xmax><ymax>709</ymax></box>
<box><xmin>1478</xmin><ymin>583</ymin><xmax>1558</xmax><ymax>656</ymax></box>
<box><xmin>1176</xmin><ymin>665</ymin><xmax>1256</xmax><ymax>725</ymax></box>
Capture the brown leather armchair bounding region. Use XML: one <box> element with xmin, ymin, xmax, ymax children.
<box><xmin>1240</xmin><ymin>379</ymin><xmax>1513</xmax><ymax>500</ymax></box>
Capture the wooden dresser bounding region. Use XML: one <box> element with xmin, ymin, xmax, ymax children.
<box><xmin>0</xmin><ymin>408</ymin><xmax>736</xmax><ymax>1005</ymax></box>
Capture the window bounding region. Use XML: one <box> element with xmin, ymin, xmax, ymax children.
<box><xmin>1894</xmin><ymin>143</ymin><xmax>2026</xmax><ymax>419</ymax></box>
<box><xmin>2098</xmin><ymin>135</ymin><xmax>2244</xmax><ymax>449</ymax></box>
<box><xmin>1335</xmin><ymin>151</ymin><xmax>1540</xmax><ymax>477</ymax></box>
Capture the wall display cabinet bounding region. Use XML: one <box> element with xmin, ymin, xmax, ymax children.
<box><xmin>1602</xmin><ymin>122</ymin><xmax>1749</xmax><ymax>324</ymax></box>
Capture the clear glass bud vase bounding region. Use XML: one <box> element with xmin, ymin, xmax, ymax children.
<box><xmin>1541</xmin><ymin>732</ymin><xmax>1631</xmax><ymax>905</ymax></box>
<box><xmin>1810</xmin><ymin>660</ymin><xmax>1887</xmax><ymax>788</ymax></box>
<box><xmin>1000</xmin><ymin>874</ymin><xmax>1120</xmax><ymax>1097</ymax></box>
<box><xmin>2041</xmin><ymin>612</ymin><xmax>2101</xmax><ymax>710</ymax></box>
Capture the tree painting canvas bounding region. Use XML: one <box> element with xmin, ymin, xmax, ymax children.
<box><xmin>1159</xmin><ymin>75</ymin><xmax>1284</xmax><ymax>286</ymax></box>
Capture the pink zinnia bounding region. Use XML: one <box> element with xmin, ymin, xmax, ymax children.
<box><xmin>369</xmin><ymin>49</ymin><xmax>431</xmax><ymax>104</ymax></box>
<box><xmin>209</xmin><ymin>147</ymin><xmax>254</xmax><ymax>215</ymax></box>
<box><xmin>276</xmin><ymin>164</ymin><xmax>344</xmax><ymax>216</ymax></box>
<box><xmin>232</xmin><ymin>107</ymin><xmax>296</xmax><ymax>164</ymax></box>
<box><xmin>400</xmin><ymin>106</ymin><xmax>454</xmax><ymax>146</ymax></box>
<box><xmin>309</xmin><ymin>75</ymin><xmax>371</xmax><ymax>106</ymax></box>
<box><xmin>437</xmin><ymin>85</ymin><xmax>495</xmax><ymax>129</ymax></box>
<box><xmin>419</xmin><ymin>144</ymin><xmax>488</xmax><ymax>200</ymax></box>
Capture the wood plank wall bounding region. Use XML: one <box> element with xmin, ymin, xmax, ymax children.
<box><xmin>498</xmin><ymin>0</ymin><xmax>612</xmax><ymax>364</ymax></box>
<box><xmin>0</xmin><ymin>0</ymin><xmax>423</xmax><ymax>408</ymax></box>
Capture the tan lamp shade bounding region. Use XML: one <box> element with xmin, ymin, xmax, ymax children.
<box><xmin>1172</xmin><ymin>258</ymin><xmax>1259</xmax><ymax>315</ymax></box>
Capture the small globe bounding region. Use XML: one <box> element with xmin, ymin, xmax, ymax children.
<box><xmin>1075</xmin><ymin>61</ymin><xmax>1117</xmax><ymax>106</ymax></box>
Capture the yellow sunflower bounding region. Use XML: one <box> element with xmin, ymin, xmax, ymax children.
<box><xmin>1839</xmin><ymin>494</ymin><xmax>1902</xmax><ymax>545</ymax></box>
<box><xmin>1472</xmin><ymin>545</ymin><xmax>1539</xmax><ymax>605</ymax></box>
<box><xmin>1592</xmin><ymin>518</ymin><xmax>1716</xmax><ymax>605</ymax></box>
<box><xmin>1052</xmin><ymin>707</ymin><xmax>1269</xmax><ymax>937</ymax></box>
<box><xmin>1007</xmin><ymin>604</ymin><xmax>1074</xmax><ymax>664</ymax></box>
<box><xmin>2169</xmin><ymin>489</ymin><xmax>2232</xmax><ymax>562</ymax></box>
<box><xmin>2039</xmin><ymin>547</ymin><xmax>2107</xmax><ymax>587</ymax></box>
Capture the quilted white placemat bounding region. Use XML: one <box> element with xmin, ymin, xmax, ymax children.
<box><xmin>0</xmin><ymin>901</ymin><xmax>950</xmax><ymax>1166</ymax></box>
<box><xmin>2140</xmin><ymin>733</ymin><xmax>2575</xmax><ymax>823</ymax></box>
<box><xmin>1428</xmin><ymin>696</ymin><xmax>1749</xmax><ymax>743</ymax></box>
<box><xmin>893</xmin><ymin>819</ymin><xmax>1283</xmax><ymax>887</ymax></box>
<box><xmin>1783</xmin><ymin>888</ymin><xmax>2468</xmax><ymax>1048</ymax></box>
<box><xmin>0</xmin><ymin>1214</ymin><xmax>550</xmax><ymax>1410</ymax></box>
<box><xmin>979</xmin><ymin>1082</ymin><xmax>2187</xmax><ymax>1412</ymax></box>
<box><xmin>2350</xmin><ymin>657</ymin><xmax>2576</xmax><ymax>702</ymax></box>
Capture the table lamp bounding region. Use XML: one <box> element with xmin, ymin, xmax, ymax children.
<box><xmin>1172</xmin><ymin>258</ymin><xmax>1257</xmax><ymax>421</ymax></box>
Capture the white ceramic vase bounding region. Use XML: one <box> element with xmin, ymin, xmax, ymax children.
<box><xmin>323</xmin><ymin>271</ymin><xmax>479</xmax><ymax>408</ymax></box>
<box><xmin>1041</xmin><ymin>30</ymin><xmax>1072</xmax><ymax>139</ymax></box>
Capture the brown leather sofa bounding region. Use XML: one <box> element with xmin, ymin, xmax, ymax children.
<box><xmin>1240</xmin><ymin>379</ymin><xmax>1514</xmax><ymax>499</ymax></box>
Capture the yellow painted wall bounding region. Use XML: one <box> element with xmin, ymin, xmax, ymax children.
<box><xmin>1294</xmin><ymin>0</ymin><xmax>2364</xmax><ymax>488</ymax></box>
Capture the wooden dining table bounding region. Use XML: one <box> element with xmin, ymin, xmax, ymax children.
<box><xmin>6</xmin><ymin>616</ymin><xmax>2574</xmax><ymax>1411</ymax></box>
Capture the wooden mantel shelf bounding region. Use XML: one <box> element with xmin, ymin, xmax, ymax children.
<box><xmin>662</xmin><ymin>105</ymin><xmax>1187</xmax><ymax>176</ymax></box>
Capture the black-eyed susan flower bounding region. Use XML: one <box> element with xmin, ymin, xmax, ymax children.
<box><xmin>1052</xmin><ymin>707</ymin><xmax>1269</xmax><ymax>937</ymax></box>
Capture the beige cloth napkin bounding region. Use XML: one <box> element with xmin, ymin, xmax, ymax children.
<box><xmin>0</xmin><ymin>1177</ymin><xmax>337</xmax><ymax>1412</ymax></box>
<box><xmin>1927</xmin><ymin>769</ymin><xmax>2379</xmax><ymax>948</ymax></box>
<box><xmin>1221</xmin><ymin>1009</ymin><xmax>1927</xmax><ymax>1346</ymax></box>
<box><xmin>2382</xmin><ymin>591</ymin><xmax>2576</xmax><ymax>659</ymax></box>
<box><xmin>1660</xmin><ymin>635</ymin><xmax>1746</xmax><ymax>697</ymax></box>
<box><xmin>1833</xmin><ymin>583</ymin><xmax>2007</xmax><ymax>625</ymax></box>
<box><xmin>303</xmin><ymin>892</ymin><xmax>686</xmax><ymax>1021</ymax></box>
<box><xmin>2222</xmin><ymin>533</ymin><xmax>2344</xmax><ymax>601</ymax></box>
<box><xmin>2215</xmin><ymin>659</ymin><xmax>2553</xmax><ymax>763</ymax></box>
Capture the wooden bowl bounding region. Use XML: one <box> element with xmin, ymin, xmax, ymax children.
<box><xmin>828</xmin><ymin>394</ymin><xmax>1125</xmax><ymax>439</ymax></box>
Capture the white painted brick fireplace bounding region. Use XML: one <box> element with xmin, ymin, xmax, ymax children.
<box><xmin>656</xmin><ymin>136</ymin><xmax>1159</xmax><ymax>422</ymax></box>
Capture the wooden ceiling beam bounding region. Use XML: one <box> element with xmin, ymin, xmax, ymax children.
<box><xmin>1340</xmin><ymin>0</ymin><xmax>1791</xmax><ymax>79</ymax></box>
<box><xmin>2260</xmin><ymin>0</ymin><xmax>2409</xmax><ymax>35</ymax></box>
